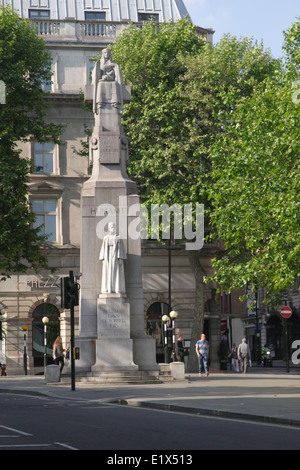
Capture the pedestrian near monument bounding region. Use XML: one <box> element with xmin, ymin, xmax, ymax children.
<box><xmin>175</xmin><ymin>333</ymin><xmax>188</xmax><ymax>362</ymax></box>
<box><xmin>230</xmin><ymin>343</ymin><xmax>240</xmax><ymax>372</ymax></box>
<box><xmin>53</xmin><ymin>336</ymin><xmax>65</xmax><ymax>374</ymax></box>
<box><xmin>195</xmin><ymin>334</ymin><xmax>209</xmax><ymax>376</ymax></box>
<box><xmin>238</xmin><ymin>338</ymin><xmax>250</xmax><ymax>374</ymax></box>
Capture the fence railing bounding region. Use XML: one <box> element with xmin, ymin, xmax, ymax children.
<box><xmin>30</xmin><ymin>19</ymin><xmax>130</xmax><ymax>40</ymax></box>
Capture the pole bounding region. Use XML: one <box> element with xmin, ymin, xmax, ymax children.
<box><xmin>285</xmin><ymin>318</ymin><xmax>289</xmax><ymax>373</ymax></box>
<box><xmin>69</xmin><ymin>270</ymin><xmax>76</xmax><ymax>391</ymax></box>
<box><xmin>44</xmin><ymin>323</ymin><xmax>47</xmax><ymax>373</ymax></box>
<box><xmin>168</xmin><ymin>239</ymin><xmax>171</xmax><ymax>310</ymax></box>
<box><xmin>164</xmin><ymin>321</ymin><xmax>168</xmax><ymax>363</ymax></box>
<box><xmin>172</xmin><ymin>318</ymin><xmax>176</xmax><ymax>362</ymax></box>
<box><xmin>255</xmin><ymin>290</ymin><xmax>261</xmax><ymax>365</ymax></box>
<box><xmin>23</xmin><ymin>330</ymin><xmax>27</xmax><ymax>376</ymax></box>
<box><xmin>162</xmin><ymin>315</ymin><xmax>170</xmax><ymax>363</ymax></box>
<box><xmin>170</xmin><ymin>311</ymin><xmax>178</xmax><ymax>362</ymax></box>
<box><xmin>284</xmin><ymin>300</ymin><xmax>290</xmax><ymax>374</ymax></box>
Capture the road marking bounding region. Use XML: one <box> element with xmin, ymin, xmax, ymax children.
<box><xmin>54</xmin><ymin>442</ymin><xmax>79</xmax><ymax>450</ymax></box>
<box><xmin>0</xmin><ymin>444</ymin><xmax>51</xmax><ymax>448</ymax></box>
<box><xmin>0</xmin><ymin>425</ymin><xmax>32</xmax><ymax>436</ymax></box>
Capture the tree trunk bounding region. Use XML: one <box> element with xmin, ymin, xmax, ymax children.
<box><xmin>186</xmin><ymin>250</ymin><xmax>206</xmax><ymax>373</ymax></box>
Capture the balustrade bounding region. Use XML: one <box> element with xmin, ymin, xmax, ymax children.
<box><xmin>30</xmin><ymin>19</ymin><xmax>126</xmax><ymax>40</ymax></box>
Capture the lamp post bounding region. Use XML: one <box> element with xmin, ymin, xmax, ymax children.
<box><xmin>170</xmin><ymin>310</ymin><xmax>178</xmax><ymax>362</ymax></box>
<box><xmin>42</xmin><ymin>316</ymin><xmax>49</xmax><ymax>374</ymax></box>
<box><xmin>22</xmin><ymin>325</ymin><xmax>28</xmax><ymax>375</ymax></box>
<box><xmin>162</xmin><ymin>315</ymin><xmax>170</xmax><ymax>363</ymax></box>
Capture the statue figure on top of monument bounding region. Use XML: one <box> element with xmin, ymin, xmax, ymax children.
<box><xmin>92</xmin><ymin>48</ymin><xmax>124</xmax><ymax>116</ymax></box>
<box><xmin>99</xmin><ymin>222</ymin><xmax>126</xmax><ymax>294</ymax></box>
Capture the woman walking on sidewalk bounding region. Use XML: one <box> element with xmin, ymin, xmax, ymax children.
<box><xmin>53</xmin><ymin>336</ymin><xmax>65</xmax><ymax>374</ymax></box>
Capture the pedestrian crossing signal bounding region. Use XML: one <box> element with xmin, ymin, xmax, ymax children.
<box><xmin>61</xmin><ymin>277</ymin><xmax>79</xmax><ymax>309</ymax></box>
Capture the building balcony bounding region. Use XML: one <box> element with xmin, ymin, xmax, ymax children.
<box><xmin>30</xmin><ymin>19</ymin><xmax>214</xmax><ymax>45</ymax></box>
<box><xmin>30</xmin><ymin>18</ymin><xmax>131</xmax><ymax>45</ymax></box>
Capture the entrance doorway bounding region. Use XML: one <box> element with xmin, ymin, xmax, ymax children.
<box><xmin>32</xmin><ymin>303</ymin><xmax>60</xmax><ymax>368</ymax></box>
<box><xmin>146</xmin><ymin>302</ymin><xmax>170</xmax><ymax>363</ymax></box>
<box><xmin>266</xmin><ymin>312</ymin><xmax>300</xmax><ymax>360</ymax></box>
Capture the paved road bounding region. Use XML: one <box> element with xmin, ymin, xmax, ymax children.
<box><xmin>1</xmin><ymin>392</ymin><xmax>300</xmax><ymax>451</ymax></box>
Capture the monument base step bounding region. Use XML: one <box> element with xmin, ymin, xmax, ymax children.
<box><xmin>61</xmin><ymin>370</ymin><xmax>162</xmax><ymax>385</ymax></box>
<box><xmin>158</xmin><ymin>363</ymin><xmax>175</xmax><ymax>383</ymax></box>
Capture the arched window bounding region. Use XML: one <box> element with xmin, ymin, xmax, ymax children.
<box><xmin>32</xmin><ymin>303</ymin><xmax>60</xmax><ymax>368</ymax></box>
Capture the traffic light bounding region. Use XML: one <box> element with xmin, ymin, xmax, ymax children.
<box><xmin>70</xmin><ymin>282</ymin><xmax>79</xmax><ymax>306</ymax></box>
<box><xmin>61</xmin><ymin>277</ymin><xmax>79</xmax><ymax>309</ymax></box>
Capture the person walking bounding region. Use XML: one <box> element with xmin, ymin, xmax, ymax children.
<box><xmin>175</xmin><ymin>333</ymin><xmax>189</xmax><ymax>362</ymax></box>
<box><xmin>195</xmin><ymin>333</ymin><xmax>209</xmax><ymax>376</ymax></box>
<box><xmin>53</xmin><ymin>336</ymin><xmax>65</xmax><ymax>374</ymax></box>
<box><xmin>230</xmin><ymin>343</ymin><xmax>240</xmax><ymax>372</ymax></box>
<box><xmin>238</xmin><ymin>338</ymin><xmax>250</xmax><ymax>374</ymax></box>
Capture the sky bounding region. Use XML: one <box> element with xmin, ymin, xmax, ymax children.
<box><xmin>184</xmin><ymin>0</ymin><xmax>299</xmax><ymax>59</ymax></box>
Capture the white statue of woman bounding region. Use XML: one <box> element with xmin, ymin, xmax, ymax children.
<box><xmin>92</xmin><ymin>48</ymin><xmax>124</xmax><ymax>117</ymax></box>
<box><xmin>99</xmin><ymin>222</ymin><xmax>126</xmax><ymax>293</ymax></box>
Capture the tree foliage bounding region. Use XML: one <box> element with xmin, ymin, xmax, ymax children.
<box><xmin>112</xmin><ymin>25</ymin><xmax>278</xmax><ymax>215</ymax></box>
<box><xmin>0</xmin><ymin>6</ymin><xmax>63</xmax><ymax>278</ymax></box>
<box><xmin>111</xmin><ymin>19</ymin><xmax>205</xmax><ymax>207</ymax></box>
<box><xmin>208</xmin><ymin>19</ymin><xmax>300</xmax><ymax>303</ymax></box>
<box><xmin>282</xmin><ymin>16</ymin><xmax>300</xmax><ymax>76</ymax></box>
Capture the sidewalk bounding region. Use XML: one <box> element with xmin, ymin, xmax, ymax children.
<box><xmin>1</xmin><ymin>368</ymin><xmax>300</xmax><ymax>428</ymax></box>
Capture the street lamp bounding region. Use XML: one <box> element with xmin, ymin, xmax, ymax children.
<box><xmin>42</xmin><ymin>316</ymin><xmax>49</xmax><ymax>374</ymax></box>
<box><xmin>21</xmin><ymin>325</ymin><xmax>28</xmax><ymax>375</ymax></box>
<box><xmin>162</xmin><ymin>315</ymin><xmax>170</xmax><ymax>363</ymax></box>
<box><xmin>170</xmin><ymin>310</ymin><xmax>178</xmax><ymax>362</ymax></box>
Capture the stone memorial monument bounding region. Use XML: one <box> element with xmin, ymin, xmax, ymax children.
<box><xmin>75</xmin><ymin>49</ymin><xmax>158</xmax><ymax>376</ymax></box>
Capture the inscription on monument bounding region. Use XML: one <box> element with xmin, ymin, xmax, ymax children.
<box><xmin>100</xmin><ymin>136</ymin><xmax>120</xmax><ymax>164</ymax></box>
<box><xmin>98</xmin><ymin>303</ymin><xmax>130</xmax><ymax>338</ymax></box>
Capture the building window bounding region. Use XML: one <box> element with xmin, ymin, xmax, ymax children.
<box><xmin>85</xmin><ymin>12</ymin><xmax>106</xmax><ymax>20</ymax></box>
<box><xmin>29</xmin><ymin>9</ymin><xmax>50</xmax><ymax>18</ymax></box>
<box><xmin>33</xmin><ymin>142</ymin><xmax>54</xmax><ymax>173</ymax></box>
<box><xmin>138</xmin><ymin>13</ymin><xmax>159</xmax><ymax>22</ymax></box>
<box><xmin>89</xmin><ymin>59</ymin><xmax>96</xmax><ymax>79</ymax></box>
<box><xmin>33</xmin><ymin>199</ymin><xmax>57</xmax><ymax>242</ymax></box>
<box><xmin>41</xmin><ymin>61</ymin><xmax>52</xmax><ymax>92</ymax></box>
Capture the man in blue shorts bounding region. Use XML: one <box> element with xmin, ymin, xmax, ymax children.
<box><xmin>195</xmin><ymin>334</ymin><xmax>209</xmax><ymax>376</ymax></box>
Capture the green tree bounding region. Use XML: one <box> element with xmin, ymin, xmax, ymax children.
<box><xmin>110</xmin><ymin>21</ymin><xmax>278</xmax><ymax>370</ymax></box>
<box><xmin>111</xmin><ymin>19</ymin><xmax>204</xmax><ymax>205</ymax></box>
<box><xmin>208</xmin><ymin>20</ymin><xmax>300</xmax><ymax>305</ymax></box>
<box><xmin>282</xmin><ymin>16</ymin><xmax>300</xmax><ymax>76</ymax></box>
<box><xmin>0</xmin><ymin>6</ymin><xmax>63</xmax><ymax>279</ymax></box>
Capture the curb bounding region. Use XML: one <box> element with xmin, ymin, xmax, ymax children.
<box><xmin>112</xmin><ymin>399</ymin><xmax>300</xmax><ymax>429</ymax></box>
